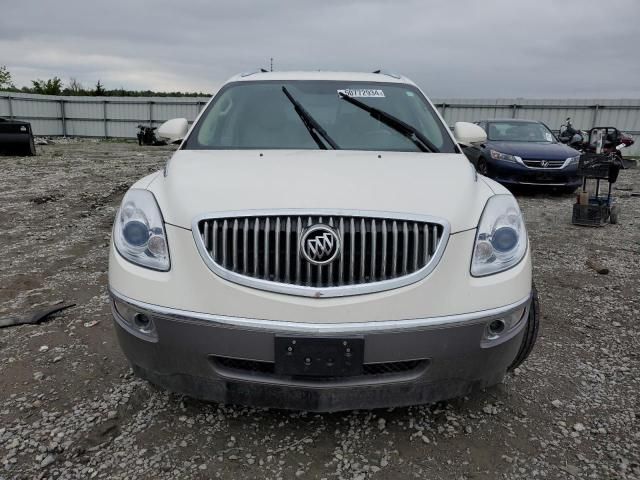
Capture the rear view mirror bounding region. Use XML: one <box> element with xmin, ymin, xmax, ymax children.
<box><xmin>454</xmin><ymin>122</ymin><xmax>487</xmax><ymax>147</ymax></box>
<box><xmin>157</xmin><ymin>118</ymin><xmax>189</xmax><ymax>144</ymax></box>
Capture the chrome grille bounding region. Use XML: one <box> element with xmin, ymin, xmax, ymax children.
<box><xmin>522</xmin><ymin>159</ymin><xmax>566</xmax><ymax>169</ymax></box>
<box><xmin>195</xmin><ymin>211</ymin><xmax>447</xmax><ymax>297</ymax></box>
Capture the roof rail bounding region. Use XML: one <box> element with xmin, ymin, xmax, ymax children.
<box><xmin>240</xmin><ymin>68</ymin><xmax>269</xmax><ymax>78</ymax></box>
<box><xmin>372</xmin><ymin>70</ymin><xmax>401</xmax><ymax>79</ymax></box>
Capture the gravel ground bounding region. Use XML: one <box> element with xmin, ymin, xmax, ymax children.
<box><xmin>1</xmin><ymin>140</ymin><xmax>639</xmax><ymax>480</ymax></box>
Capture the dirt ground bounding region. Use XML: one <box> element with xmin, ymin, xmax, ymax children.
<box><xmin>1</xmin><ymin>140</ymin><xmax>639</xmax><ymax>480</ymax></box>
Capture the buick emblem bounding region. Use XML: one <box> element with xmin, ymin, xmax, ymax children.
<box><xmin>540</xmin><ymin>160</ymin><xmax>549</xmax><ymax>168</ymax></box>
<box><xmin>301</xmin><ymin>225</ymin><xmax>340</xmax><ymax>265</ymax></box>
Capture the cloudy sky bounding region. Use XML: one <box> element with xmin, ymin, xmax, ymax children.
<box><xmin>2</xmin><ymin>0</ymin><xmax>639</xmax><ymax>97</ymax></box>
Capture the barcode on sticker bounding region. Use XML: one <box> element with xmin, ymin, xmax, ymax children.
<box><xmin>338</xmin><ymin>89</ymin><xmax>385</xmax><ymax>98</ymax></box>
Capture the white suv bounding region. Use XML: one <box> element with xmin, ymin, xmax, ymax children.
<box><xmin>109</xmin><ymin>71</ymin><xmax>539</xmax><ymax>412</ymax></box>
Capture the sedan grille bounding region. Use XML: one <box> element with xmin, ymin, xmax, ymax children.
<box><xmin>522</xmin><ymin>159</ymin><xmax>566</xmax><ymax>169</ymax></box>
<box><xmin>195</xmin><ymin>211</ymin><xmax>448</xmax><ymax>297</ymax></box>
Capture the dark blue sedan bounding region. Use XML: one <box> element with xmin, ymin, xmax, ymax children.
<box><xmin>463</xmin><ymin>119</ymin><xmax>582</xmax><ymax>191</ymax></box>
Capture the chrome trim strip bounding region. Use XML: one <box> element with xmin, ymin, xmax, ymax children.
<box><xmin>518</xmin><ymin>158</ymin><xmax>570</xmax><ymax>170</ymax></box>
<box><xmin>109</xmin><ymin>287</ymin><xmax>531</xmax><ymax>334</ymax></box>
<box><xmin>191</xmin><ymin>209</ymin><xmax>451</xmax><ymax>298</ymax></box>
<box><xmin>516</xmin><ymin>182</ymin><xmax>568</xmax><ymax>186</ymax></box>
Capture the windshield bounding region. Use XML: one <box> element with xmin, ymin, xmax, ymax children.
<box><xmin>487</xmin><ymin>121</ymin><xmax>556</xmax><ymax>143</ymax></box>
<box><xmin>184</xmin><ymin>80</ymin><xmax>457</xmax><ymax>153</ymax></box>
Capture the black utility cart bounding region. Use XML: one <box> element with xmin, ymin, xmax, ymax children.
<box><xmin>572</xmin><ymin>152</ymin><xmax>622</xmax><ymax>226</ymax></box>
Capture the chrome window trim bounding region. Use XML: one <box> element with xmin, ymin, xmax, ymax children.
<box><xmin>191</xmin><ymin>209</ymin><xmax>451</xmax><ymax>298</ymax></box>
<box><xmin>109</xmin><ymin>286</ymin><xmax>531</xmax><ymax>334</ymax></box>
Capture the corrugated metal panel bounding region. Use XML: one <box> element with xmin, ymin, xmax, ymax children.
<box><xmin>0</xmin><ymin>97</ymin><xmax>10</xmax><ymax>117</ymax></box>
<box><xmin>10</xmin><ymin>97</ymin><xmax>61</xmax><ymax>119</ymax></box>
<box><xmin>153</xmin><ymin>102</ymin><xmax>203</xmax><ymax>122</ymax></box>
<box><xmin>108</xmin><ymin>102</ymin><xmax>150</xmax><ymax>121</ymax></box>
<box><xmin>28</xmin><ymin>119</ymin><xmax>63</xmax><ymax>136</ymax></box>
<box><xmin>64</xmin><ymin>101</ymin><xmax>102</xmax><ymax>119</ymax></box>
<box><xmin>65</xmin><ymin>119</ymin><xmax>104</xmax><ymax>137</ymax></box>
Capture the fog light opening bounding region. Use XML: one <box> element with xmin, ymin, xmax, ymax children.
<box><xmin>488</xmin><ymin>319</ymin><xmax>506</xmax><ymax>337</ymax></box>
<box><xmin>133</xmin><ymin>313</ymin><xmax>153</xmax><ymax>333</ymax></box>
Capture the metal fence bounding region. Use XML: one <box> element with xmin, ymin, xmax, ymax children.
<box><xmin>1</xmin><ymin>92</ymin><xmax>639</xmax><ymax>154</ymax></box>
<box><xmin>0</xmin><ymin>91</ymin><xmax>210</xmax><ymax>139</ymax></box>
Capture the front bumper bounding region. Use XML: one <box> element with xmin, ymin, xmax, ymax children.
<box><xmin>110</xmin><ymin>289</ymin><xmax>531</xmax><ymax>412</ymax></box>
<box><xmin>489</xmin><ymin>160</ymin><xmax>580</xmax><ymax>187</ymax></box>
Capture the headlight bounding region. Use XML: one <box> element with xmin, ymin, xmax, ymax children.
<box><xmin>113</xmin><ymin>189</ymin><xmax>170</xmax><ymax>271</ymax></box>
<box><xmin>566</xmin><ymin>155</ymin><xmax>580</xmax><ymax>165</ymax></box>
<box><xmin>471</xmin><ymin>195</ymin><xmax>527</xmax><ymax>276</ymax></box>
<box><xmin>490</xmin><ymin>150</ymin><xmax>521</xmax><ymax>163</ymax></box>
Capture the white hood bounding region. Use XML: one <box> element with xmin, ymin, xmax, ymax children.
<box><xmin>149</xmin><ymin>150</ymin><xmax>494</xmax><ymax>233</ymax></box>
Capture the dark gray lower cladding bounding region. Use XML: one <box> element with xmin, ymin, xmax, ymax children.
<box><xmin>110</xmin><ymin>291</ymin><xmax>530</xmax><ymax>412</ymax></box>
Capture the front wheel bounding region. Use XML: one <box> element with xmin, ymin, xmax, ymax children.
<box><xmin>508</xmin><ymin>285</ymin><xmax>540</xmax><ymax>371</ymax></box>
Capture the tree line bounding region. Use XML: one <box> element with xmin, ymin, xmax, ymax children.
<box><xmin>0</xmin><ymin>65</ymin><xmax>209</xmax><ymax>97</ymax></box>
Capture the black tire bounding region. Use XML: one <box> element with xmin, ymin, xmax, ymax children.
<box><xmin>476</xmin><ymin>157</ymin><xmax>489</xmax><ymax>176</ymax></box>
<box><xmin>508</xmin><ymin>284</ymin><xmax>540</xmax><ymax>371</ymax></box>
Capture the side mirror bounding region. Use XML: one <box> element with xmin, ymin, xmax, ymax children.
<box><xmin>453</xmin><ymin>122</ymin><xmax>487</xmax><ymax>147</ymax></box>
<box><xmin>157</xmin><ymin>118</ymin><xmax>189</xmax><ymax>144</ymax></box>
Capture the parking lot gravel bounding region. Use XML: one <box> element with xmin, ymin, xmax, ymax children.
<box><xmin>1</xmin><ymin>140</ymin><xmax>639</xmax><ymax>480</ymax></box>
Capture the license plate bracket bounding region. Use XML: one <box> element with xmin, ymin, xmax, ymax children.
<box><xmin>274</xmin><ymin>336</ymin><xmax>364</xmax><ymax>377</ymax></box>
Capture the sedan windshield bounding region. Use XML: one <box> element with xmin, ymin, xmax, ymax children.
<box><xmin>487</xmin><ymin>121</ymin><xmax>556</xmax><ymax>143</ymax></box>
<box><xmin>184</xmin><ymin>80</ymin><xmax>457</xmax><ymax>153</ymax></box>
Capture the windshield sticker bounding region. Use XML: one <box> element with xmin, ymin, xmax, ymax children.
<box><xmin>338</xmin><ymin>89</ymin><xmax>385</xmax><ymax>98</ymax></box>
<box><xmin>544</xmin><ymin>132</ymin><xmax>553</xmax><ymax>142</ymax></box>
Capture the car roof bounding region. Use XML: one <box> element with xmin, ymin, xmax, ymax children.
<box><xmin>227</xmin><ymin>70</ymin><xmax>416</xmax><ymax>86</ymax></box>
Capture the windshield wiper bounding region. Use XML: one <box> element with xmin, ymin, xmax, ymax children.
<box><xmin>338</xmin><ymin>93</ymin><xmax>439</xmax><ymax>153</ymax></box>
<box><xmin>282</xmin><ymin>86</ymin><xmax>339</xmax><ymax>150</ymax></box>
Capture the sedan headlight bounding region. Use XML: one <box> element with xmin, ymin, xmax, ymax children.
<box><xmin>113</xmin><ymin>189</ymin><xmax>170</xmax><ymax>271</ymax></box>
<box><xmin>566</xmin><ymin>155</ymin><xmax>580</xmax><ymax>165</ymax></box>
<box><xmin>490</xmin><ymin>150</ymin><xmax>521</xmax><ymax>163</ymax></box>
<box><xmin>471</xmin><ymin>195</ymin><xmax>527</xmax><ymax>277</ymax></box>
